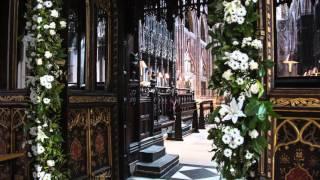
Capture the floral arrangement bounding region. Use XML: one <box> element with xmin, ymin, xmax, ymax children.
<box><xmin>24</xmin><ymin>0</ymin><xmax>67</xmax><ymax>179</ymax></box>
<box><xmin>207</xmin><ymin>0</ymin><xmax>276</xmax><ymax>179</ymax></box>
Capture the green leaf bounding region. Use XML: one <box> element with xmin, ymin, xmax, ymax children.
<box><xmin>257</xmin><ymin>103</ymin><xmax>267</xmax><ymax>121</ymax></box>
<box><xmin>245</xmin><ymin>98</ymin><xmax>260</xmax><ymax>116</ymax></box>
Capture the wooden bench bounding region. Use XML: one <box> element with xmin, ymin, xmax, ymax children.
<box><xmin>167</xmin><ymin>101</ymin><xmax>198</xmax><ymax>141</ymax></box>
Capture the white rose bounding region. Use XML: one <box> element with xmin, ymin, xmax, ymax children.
<box><xmin>250</xmin><ymin>82</ymin><xmax>260</xmax><ymax>94</ymax></box>
<box><xmin>224</xmin><ymin>148</ymin><xmax>232</xmax><ymax>158</ymax></box>
<box><xmin>49</xmin><ymin>22</ymin><xmax>56</xmax><ymax>29</ymax></box>
<box><xmin>44</xmin><ymin>24</ymin><xmax>50</xmax><ymax>29</ymax></box>
<box><xmin>60</xmin><ymin>21</ymin><xmax>67</xmax><ymax>28</ymax></box>
<box><xmin>50</xmin><ymin>10</ymin><xmax>59</xmax><ymax>17</ymax></box>
<box><xmin>40</xmin><ymin>76</ymin><xmax>48</xmax><ymax>86</ymax></box>
<box><xmin>44</xmin><ymin>51</ymin><xmax>52</xmax><ymax>58</ymax></box>
<box><xmin>36</xmin><ymin>58</ymin><xmax>43</xmax><ymax>65</ymax></box>
<box><xmin>232</xmin><ymin>41</ymin><xmax>239</xmax><ymax>45</ymax></box>
<box><xmin>249</xmin><ymin>129</ymin><xmax>259</xmax><ymax>139</ymax></box>
<box><xmin>43</xmin><ymin>1</ymin><xmax>53</xmax><ymax>8</ymax></box>
<box><xmin>43</xmin><ymin>98</ymin><xmax>51</xmax><ymax>104</ymax></box>
<box><xmin>46</xmin><ymin>75</ymin><xmax>54</xmax><ymax>82</ymax></box>
<box><xmin>222</xmin><ymin>69</ymin><xmax>233</xmax><ymax>80</ymax></box>
<box><xmin>249</xmin><ymin>60</ymin><xmax>259</xmax><ymax>70</ymax></box>
<box><xmin>47</xmin><ymin>160</ymin><xmax>55</xmax><ymax>167</ymax></box>
<box><xmin>37</xmin><ymin>17</ymin><xmax>43</xmax><ymax>24</ymax></box>
<box><xmin>49</xmin><ymin>29</ymin><xmax>56</xmax><ymax>35</ymax></box>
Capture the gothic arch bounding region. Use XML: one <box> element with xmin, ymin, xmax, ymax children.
<box><xmin>200</xmin><ymin>17</ymin><xmax>206</xmax><ymax>41</ymax></box>
<box><xmin>185</xmin><ymin>11</ymin><xmax>194</xmax><ymax>32</ymax></box>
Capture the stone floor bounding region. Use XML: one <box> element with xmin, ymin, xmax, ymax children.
<box><xmin>164</xmin><ymin>126</ymin><xmax>214</xmax><ymax>167</ymax></box>
<box><xmin>129</xmin><ymin>125</ymin><xmax>220</xmax><ymax>180</ymax></box>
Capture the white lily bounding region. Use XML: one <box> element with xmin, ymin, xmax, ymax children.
<box><xmin>35</xmin><ymin>128</ymin><xmax>48</xmax><ymax>142</ymax></box>
<box><xmin>220</xmin><ymin>98</ymin><xmax>246</xmax><ymax>123</ymax></box>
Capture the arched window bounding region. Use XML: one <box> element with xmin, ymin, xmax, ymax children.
<box><xmin>200</xmin><ymin>18</ymin><xmax>206</xmax><ymax>41</ymax></box>
<box><xmin>185</xmin><ymin>11</ymin><xmax>193</xmax><ymax>32</ymax></box>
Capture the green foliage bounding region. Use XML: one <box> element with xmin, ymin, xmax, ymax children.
<box><xmin>25</xmin><ymin>0</ymin><xmax>68</xmax><ymax>179</ymax></box>
<box><xmin>206</xmin><ymin>0</ymin><xmax>277</xmax><ymax>179</ymax></box>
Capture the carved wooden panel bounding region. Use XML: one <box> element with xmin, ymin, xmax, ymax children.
<box><xmin>273</xmin><ymin>118</ymin><xmax>320</xmax><ymax>180</ymax></box>
<box><xmin>68</xmin><ymin>108</ymin><xmax>89</xmax><ymax>178</ymax></box>
<box><xmin>0</xmin><ymin>107</ymin><xmax>28</xmax><ymax>180</ymax></box>
<box><xmin>67</xmin><ymin>107</ymin><xmax>112</xmax><ymax>179</ymax></box>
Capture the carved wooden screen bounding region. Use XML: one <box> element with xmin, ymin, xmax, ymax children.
<box><xmin>65</xmin><ymin>0</ymin><xmax>118</xmax><ymax>179</ymax></box>
<box><xmin>263</xmin><ymin>0</ymin><xmax>320</xmax><ymax>179</ymax></box>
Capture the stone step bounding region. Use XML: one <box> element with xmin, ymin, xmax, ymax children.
<box><xmin>135</xmin><ymin>154</ymin><xmax>179</xmax><ymax>178</ymax></box>
<box><xmin>140</xmin><ymin>145</ymin><xmax>166</xmax><ymax>163</ymax></box>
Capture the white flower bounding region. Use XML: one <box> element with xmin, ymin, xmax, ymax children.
<box><xmin>35</xmin><ymin>129</ymin><xmax>48</xmax><ymax>142</ymax></box>
<box><xmin>245</xmin><ymin>151</ymin><xmax>254</xmax><ymax>159</ymax></box>
<box><xmin>36</xmin><ymin>58</ymin><xmax>43</xmax><ymax>65</ymax></box>
<box><xmin>236</xmin><ymin>7</ymin><xmax>247</xmax><ymax>16</ymax></box>
<box><xmin>49</xmin><ymin>29</ymin><xmax>56</xmax><ymax>35</ymax></box>
<box><xmin>222</xmin><ymin>134</ymin><xmax>231</xmax><ymax>144</ymax></box>
<box><xmin>31</xmin><ymin>143</ymin><xmax>45</xmax><ymax>155</ymax></box>
<box><xmin>220</xmin><ymin>98</ymin><xmax>246</xmax><ymax>124</ymax></box>
<box><xmin>212</xmin><ymin>161</ymin><xmax>219</xmax><ymax>168</ymax></box>
<box><xmin>49</xmin><ymin>22</ymin><xmax>56</xmax><ymax>29</ymax></box>
<box><xmin>47</xmin><ymin>160</ymin><xmax>55</xmax><ymax>167</ymax></box>
<box><xmin>237</xmin><ymin>17</ymin><xmax>245</xmax><ymax>24</ymax></box>
<box><xmin>32</xmin><ymin>15</ymin><xmax>38</xmax><ymax>22</ymax></box>
<box><xmin>230</xmin><ymin>167</ymin><xmax>236</xmax><ymax>174</ymax></box>
<box><xmin>229</xmin><ymin>142</ymin><xmax>238</xmax><ymax>149</ymax></box>
<box><xmin>43</xmin><ymin>1</ymin><xmax>53</xmax><ymax>8</ymax></box>
<box><xmin>234</xmin><ymin>136</ymin><xmax>244</xmax><ymax>145</ymax></box>
<box><xmin>232</xmin><ymin>41</ymin><xmax>239</xmax><ymax>45</ymax></box>
<box><xmin>238</xmin><ymin>95</ymin><xmax>245</xmax><ymax>102</ymax></box>
<box><xmin>37</xmin><ymin>17</ymin><xmax>43</xmax><ymax>24</ymax></box>
<box><xmin>249</xmin><ymin>129</ymin><xmax>259</xmax><ymax>139</ymax></box>
<box><xmin>31</xmin><ymin>52</ymin><xmax>36</xmax><ymax>57</ymax></box>
<box><xmin>44</xmin><ymin>24</ymin><xmax>50</xmax><ymax>29</ymax></box>
<box><xmin>44</xmin><ymin>51</ymin><xmax>52</xmax><ymax>58</ymax></box>
<box><xmin>50</xmin><ymin>10</ymin><xmax>59</xmax><ymax>17</ymax></box>
<box><xmin>251</xmin><ymin>39</ymin><xmax>263</xmax><ymax>49</ymax></box>
<box><xmin>238</xmin><ymin>53</ymin><xmax>249</xmax><ymax>62</ymax></box>
<box><xmin>29</xmin><ymin>126</ymin><xmax>38</xmax><ymax>136</ymax></box>
<box><xmin>34</xmin><ymin>164</ymin><xmax>42</xmax><ymax>172</ymax></box>
<box><xmin>250</xmin><ymin>82</ymin><xmax>260</xmax><ymax>94</ymax></box>
<box><xmin>46</xmin><ymin>75</ymin><xmax>54</xmax><ymax>82</ymax></box>
<box><xmin>236</xmin><ymin>78</ymin><xmax>244</xmax><ymax>85</ymax></box>
<box><xmin>43</xmin><ymin>98</ymin><xmax>51</xmax><ymax>104</ymax></box>
<box><xmin>60</xmin><ymin>21</ymin><xmax>67</xmax><ymax>28</ymax></box>
<box><xmin>43</xmin><ymin>173</ymin><xmax>52</xmax><ymax>180</ymax></box>
<box><xmin>249</xmin><ymin>60</ymin><xmax>259</xmax><ymax>70</ymax></box>
<box><xmin>36</xmin><ymin>3</ymin><xmax>43</xmax><ymax>9</ymax></box>
<box><xmin>222</xmin><ymin>69</ymin><xmax>233</xmax><ymax>81</ymax></box>
<box><xmin>224</xmin><ymin>148</ymin><xmax>232</xmax><ymax>158</ymax></box>
<box><xmin>45</xmin><ymin>83</ymin><xmax>52</xmax><ymax>89</ymax></box>
<box><xmin>214</xmin><ymin>117</ymin><xmax>220</xmax><ymax>123</ymax></box>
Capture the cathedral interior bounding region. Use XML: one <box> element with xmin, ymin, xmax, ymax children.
<box><xmin>0</xmin><ymin>0</ymin><xmax>320</xmax><ymax>180</ymax></box>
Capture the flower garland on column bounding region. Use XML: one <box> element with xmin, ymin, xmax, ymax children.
<box><xmin>24</xmin><ymin>0</ymin><xmax>67</xmax><ymax>179</ymax></box>
<box><xmin>207</xmin><ymin>0</ymin><xmax>276</xmax><ymax>179</ymax></box>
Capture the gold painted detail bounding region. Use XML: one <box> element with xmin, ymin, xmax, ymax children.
<box><xmin>69</xmin><ymin>96</ymin><xmax>117</xmax><ymax>104</ymax></box>
<box><xmin>274</xmin><ymin>118</ymin><xmax>320</xmax><ymax>153</ymax></box>
<box><xmin>270</xmin><ymin>98</ymin><xmax>320</xmax><ymax>108</ymax></box>
<box><xmin>0</xmin><ymin>96</ymin><xmax>28</xmax><ymax>102</ymax></box>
